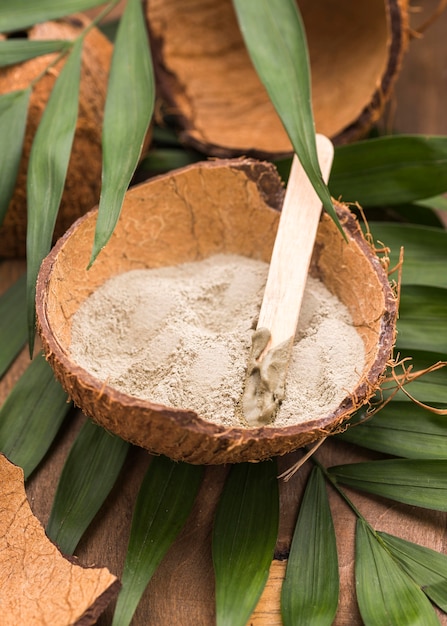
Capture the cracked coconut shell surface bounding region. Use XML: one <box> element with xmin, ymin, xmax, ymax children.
<box><xmin>147</xmin><ymin>0</ymin><xmax>408</xmax><ymax>157</ymax></box>
<box><xmin>0</xmin><ymin>454</ymin><xmax>119</xmax><ymax>625</ymax></box>
<box><xmin>0</xmin><ymin>15</ymin><xmax>112</xmax><ymax>258</ymax></box>
<box><xmin>36</xmin><ymin>159</ymin><xmax>397</xmax><ymax>465</ymax></box>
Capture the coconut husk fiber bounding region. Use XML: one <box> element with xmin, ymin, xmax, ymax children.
<box><xmin>146</xmin><ymin>0</ymin><xmax>408</xmax><ymax>158</ymax></box>
<box><xmin>0</xmin><ymin>454</ymin><xmax>119</xmax><ymax>625</ymax></box>
<box><xmin>36</xmin><ymin>158</ymin><xmax>397</xmax><ymax>465</ymax></box>
<box><xmin>0</xmin><ymin>15</ymin><xmax>112</xmax><ymax>258</ymax></box>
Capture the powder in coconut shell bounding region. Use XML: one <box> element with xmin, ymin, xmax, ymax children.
<box><xmin>69</xmin><ymin>253</ymin><xmax>365</xmax><ymax>428</ymax></box>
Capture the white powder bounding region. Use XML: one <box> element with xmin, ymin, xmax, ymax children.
<box><xmin>70</xmin><ymin>254</ymin><xmax>365</xmax><ymax>427</ymax></box>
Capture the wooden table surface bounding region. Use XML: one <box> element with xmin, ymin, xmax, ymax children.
<box><xmin>1</xmin><ymin>3</ymin><xmax>447</xmax><ymax>624</ymax></box>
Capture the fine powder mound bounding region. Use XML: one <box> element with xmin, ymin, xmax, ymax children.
<box><xmin>70</xmin><ymin>254</ymin><xmax>365</xmax><ymax>428</ymax></box>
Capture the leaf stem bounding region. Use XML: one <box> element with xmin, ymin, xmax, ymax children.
<box><xmin>28</xmin><ymin>44</ymin><xmax>73</xmax><ymax>89</ymax></box>
<box><xmin>311</xmin><ymin>454</ymin><xmax>366</xmax><ymax>521</ymax></box>
<box><xmin>82</xmin><ymin>0</ymin><xmax>124</xmax><ymax>35</ymax></box>
<box><xmin>28</xmin><ymin>0</ymin><xmax>122</xmax><ymax>89</ymax></box>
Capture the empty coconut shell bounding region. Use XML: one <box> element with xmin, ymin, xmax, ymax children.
<box><xmin>36</xmin><ymin>159</ymin><xmax>397</xmax><ymax>464</ymax></box>
<box><xmin>146</xmin><ymin>0</ymin><xmax>408</xmax><ymax>157</ymax></box>
<box><xmin>0</xmin><ymin>15</ymin><xmax>112</xmax><ymax>258</ymax></box>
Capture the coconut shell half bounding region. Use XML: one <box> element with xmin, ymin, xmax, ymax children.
<box><xmin>0</xmin><ymin>454</ymin><xmax>119</xmax><ymax>625</ymax></box>
<box><xmin>36</xmin><ymin>159</ymin><xmax>397</xmax><ymax>464</ymax></box>
<box><xmin>147</xmin><ymin>0</ymin><xmax>408</xmax><ymax>158</ymax></box>
<box><xmin>0</xmin><ymin>15</ymin><xmax>112</xmax><ymax>258</ymax></box>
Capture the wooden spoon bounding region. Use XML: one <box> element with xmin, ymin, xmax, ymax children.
<box><xmin>242</xmin><ymin>134</ymin><xmax>334</xmax><ymax>425</ymax></box>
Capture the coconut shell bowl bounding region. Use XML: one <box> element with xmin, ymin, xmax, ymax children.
<box><xmin>36</xmin><ymin>159</ymin><xmax>397</xmax><ymax>464</ymax></box>
<box><xmin>146</xmin><ymin>0</ymin><xmax>408</xmax><ymax>157</ymax></box>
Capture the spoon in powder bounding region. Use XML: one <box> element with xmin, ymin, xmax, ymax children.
<box><xmin>242</xmin><ymin>134</ymin><xmax>335</xmax><ymax>426</ymax></box>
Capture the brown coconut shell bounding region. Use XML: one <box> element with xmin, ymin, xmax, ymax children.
<box><xmin>0</xmin><ymin>15</ymin><xmax>112</xmax><ymax>258</ymax></box>
<box><xmin>36</xmin><ymin>158</ymin><xmax>397</xmax><ymax>465</ymax></box>
<box><xmin>146</xmin><ymin>0</ymin><xmax>408</xmax><ymax>158</ymax></box>
<box><xmin>0</xmin><ymin>454</ymin><xmax>119</xmax><ymax>625</ymax></box>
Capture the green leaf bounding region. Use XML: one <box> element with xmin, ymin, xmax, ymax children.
<box><xmin>0</xmin><ymin>353</ymin><xmax>70</xmax><ymax>479</ymax></box>
<box><xmin>386</xmin><ymin>349</ymin><xmax>447</xmax><ymax>406</ymax></box>
<box><xmin>416</xmin><ymin>195</ymin><xmax>447</xmax><ymax>212</ymax></box>
<box><xmin>232</xmin><ymin>0</ymin><xmax>341</xmax><ymax>232</ymax></box>
<box><xmin>26</xmin><ymin>40</ymin><xmax>82</xmax><ymax>352</ymax></box>
<box><xmin>379</xmin><ymin>531</ymin><xmax>447</xmax><ymax>611</ymax></box>
<box><xmin>46</xmin><ymin>418</ymin><xmax>129</xmax><ymax>555</ymax></box>
<box><xmin>273</xmin><ymin>156</ymin><xmax>293</xmax><ymax>184</ymax></box>
<box><xmin>281</xmin><ymin>467</ymin><xmax>338</xmax><ymax>626</ymax></box>
<box><xmin>330</xmin><ymin>135</ymin><xmax>447</xmax><ymax>206</ymax></box>
<box><xmin>0</xmin><ymin>0</ymin><xmax>105</xmax><ymax>31</ymax></box>
<box><xmin>369</xmin><ymin>222</ymin><xmax>447</xmax><ymax>288</ymax></box>
<box><xmin>396</xmin><ymin>286</ymin><xmax>447</xmax><ymax>353</ymax></box>
<box><xmin>355</xmin><ymin>519</ymin><xmax>439</xmax><ymax>625</ymax></box>
<box><xmin>329</xmin><ymin>459</ymin><xmax>447</xmax><ymax>511</ymax></box>
<box><xmin>368</xmin><ymin>202</ymin><xmax>445</xmax><ymax>228</ymax></box>
<box><xmin>98</xmin><ymin>18</ymin><xmax>120</xmax><ymax>43</ymax></box>
<box><xmin>0</xmin><ymin>274</ymin><xmax>27</xmax><ymax>377</ymax></box>
<box><xmin>139</xmin><ymin>148</ymin><xmax>201</xmax><ymax>174</ymax></box>
<box><xmin>89</xmin><ymin>0</ymin><xmax>154</xmax><ymax>264</ymax></box>
<box><xmin>0</xmin><ymin>39</ymin><xmax>69</xmax><ymax>67</ymax></box>
<box><xmin>151</xmin><ymin>125</ymin><xmax>183</xmax><ymax>147</ymax></box>
<box><xmin>213</xmin><ymin>461</ymin><xmax>279</xmax><ymax>626</ymax></box>
<box><xmin>112</xmin><ymin>456</ymin><xmax>203</xmax><ymax>626</ymax></box>
<box><xmin>338</xmin><ymin>402</ymin><xmax>447</xmax><ymax>459</ymax></box>
<box><xmin>0</xmin><ymin>88</ymin><xmax>31</xmax><ymax>224</ymax></box>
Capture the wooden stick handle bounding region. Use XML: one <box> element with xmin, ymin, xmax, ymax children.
<box><xmin>257</xmin><ymin>134</ymin><xmax>334</xmax><ymax>350</ymax></box>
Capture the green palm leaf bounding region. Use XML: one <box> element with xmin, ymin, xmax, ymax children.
<box><xmin>386</xmin><ymin>349</ymin><xmax>447</xmax><ymax>405</ymax></box>
<box><xmin>384</xmin><ymin>201</ymin><xmax>446</xmax><ymax>228</ymax></box>
<box><xmin>89</xmin><ymin>0</ymin><xmax>154</xmax><ymax>264</ymax></box>
<box><xmin>369</xmin><ymin>222</ymin><xmax>447</xmax><ymax>288</ymax></box>
<box><xmin>355</xmin><ymin>519</ymin><xmax>439</xmax><ymax>625</ymax></box>
<box><xmin>0</xmin><ymin>0</ymin><xmax>105</xmax><ymax>31</ymax></box>
<box><xmin>232</xmin><ymin>0</ymin><xmax>341</xmax><ymax>231</ymax></box>
<box><xmin>281</xmin><ymin>467</ymin><xmax>338</xmax><ymax>626</ymax></box>
<box><xmin>26</xmin><ymin>39</ymin><xmax>82</xmax><ymax>352</ymax></box>
<box><xmin>329</xmin><ymin>459</ymin><xmax>447</xmax><ymax>511</ymax></box>
<box><xmin>330</xmin><ymin>135</ymin><xmax>447</xmax><ymax>206</ymax></box>
<box><xmin>0</xmin><ymin>274</ymin><xmax>27</xmax><ymax>377</ymax></box>
<box><xmin>417</xmin><ymin>195</ymin><xmax>447</xmax><ymax>212</ymax></box>
<box><xmin>139</xmin><ymin>148</ymin><xmax>201</xmax><ymax>175</ymax></box>
<box><xmin>0</xmin><ymin>88</ymin><xmax>31</xmax><ymax>225</ymax></box>
<box><xmin>213</xmin><ymin>461</ymin><xmax>279</xmax><ymax>626</ymax></box>
<box><xmin>379</xmin><ymin>531</ymin><xmax>447</xmax><ymax>611</ymax></box>
<box><xmin>111</xmin><ymin>456</ymin><xmax>204</xmax><ymax>626</ymax></box>
<box><xmin>338</xmin><ymin>403</ymin><xmax>447</xmax><ymax>459</ymax></box>
<box><xmin>396</xmin><ymin>286</ymin><xmax>447</xmax><ymax>353</ymax></box>
<box><xmin>0</xmin><ymin>39</ymin><xmax>69</xmax><ymax>67</ymax></box>
<box><xmin>46</xmin><ymin>418</ymin><xmax>129</xmax><ymax>555</ymax></box>
<box><xmin>0</xmin><ymin>353</ymin><xmax>70</xmax><ymax>479</ymax></box>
